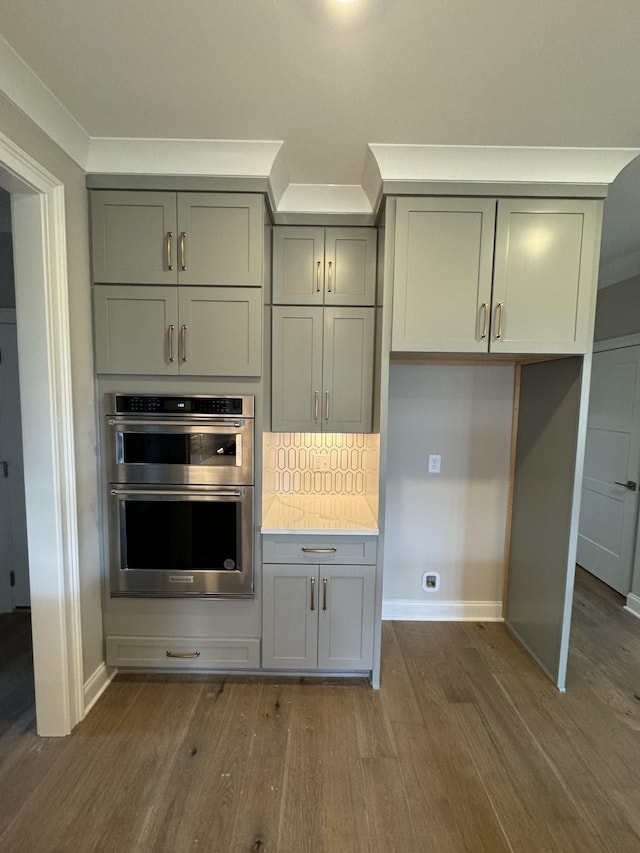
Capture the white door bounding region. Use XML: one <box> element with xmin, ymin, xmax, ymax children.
<box><xmin>577</xmin><ymin>344</ymin><xmax>640</xmax><ymax>593</ymax></box>
<box><xmin>0</xmin><ymin>315</ymin><xmax>30</xmax><ymax>610</ymax></box>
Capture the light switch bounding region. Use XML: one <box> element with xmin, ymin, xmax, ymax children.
<box><xmin>428</xmin><ymin>454</ymin><xmax>441</xmax><ymax>474</ymax></box>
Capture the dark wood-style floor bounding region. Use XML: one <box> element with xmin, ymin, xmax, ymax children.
<box><xmin>1</xmin><ymin>569</ymin><xmax>640</xmax><ymax>852</ymax></box>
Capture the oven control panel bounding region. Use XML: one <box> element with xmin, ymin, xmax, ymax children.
<box><xmin>111</xmin><ymin>394</ymin><xmax>252</xmax><ymax>417</ymax></box>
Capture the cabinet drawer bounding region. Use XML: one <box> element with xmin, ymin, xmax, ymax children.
<box><xmin>106</xmin><ymin>635</ymin><xmax>260</xmax><ymax>669</ymax></box>
<box><xmin>263</xmin><ymin>534</ymin><xmax>377</xmax><ymax>565</ymax></box>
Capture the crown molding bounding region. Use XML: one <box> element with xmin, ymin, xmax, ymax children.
<box><xmin>3</xmin><ymin>36</ymin><xmax>638</xmax><ymax>216</ymax></box>
<box><xmin>367</xmin><ymin>143</ymin><xmax>640</xmax><ymax>187</ymax></box>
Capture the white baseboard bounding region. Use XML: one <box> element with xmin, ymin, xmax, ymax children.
<box><xmin>382</xmin><ymin>599</ymin><xmax>503</xmax><ymax>621</ymax></box>
<box><xmin>624</xmin><ymin>592</ymin><xmax>640</xmax><ymax>621</ymax></box>
<box><xmin>83</xmin><ymin>662</ymin><xmax>116</xmax><ymax>716</ymax></box>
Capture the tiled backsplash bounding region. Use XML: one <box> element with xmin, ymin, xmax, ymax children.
<box><xmin>263</xmin><ymin>432</ymin><xmax>380</xmax><ymax>496</ymax></box>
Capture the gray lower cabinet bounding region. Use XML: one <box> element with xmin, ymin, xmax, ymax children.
<box><xmin>272</xmin><ymin>226</ymin><xmax>377</xmax><ymax>306</ymax></box>
<box><xmin>271</xmin><ymin>305</ymin><xmax>375</xmax><ymax>432</ymax></box>
<box><xmin>106</xmin><ymin>635</ymin><xmax>261</xmax><ymax>669</ymax></box>
<box><xmin>392</xmin><ymin>196</ymin><xmax>601</xmax><ymax>355</ymax></box>
<box><xmin>262</xmin><ymin>562</ymin><xmax>376</xmax><ymax>671</ymax></box>
<box><xmin>94</xmin><ymin>285</ymin><xmax>262</xmax><ymax>375</ymax></box>
<box><xmin>91</xmin><ymin>190</ymin><xmax>264</xmax><ymax>286</ymax></box>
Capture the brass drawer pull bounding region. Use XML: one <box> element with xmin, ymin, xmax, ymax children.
<box><xmin>180</xmin><ymin>231</ymin><xmax>187</xmax><ymax>271</ymax></box>
<box><xmin>168</xmin><ymin>324</ymin><xmax>175</xmax><ymax>362</ymax></box>
<box><xmin>480</xmin><ymin>302</ymin><xmax>488</xmax><ymax>339</ymax></box>
<box><xmin>302</xmin><ymin>547</ymin><xmax>337</xmax><ymax>554</ymax></box>
<box><xmin>166</xmin><ymin>650</ymin><xmax>200</xmax><ymax>659</ymax></box>
<box><xmin>181</xmin><ymin>323</ymin><xmax>188</xmax><ymax>361</ymax></box>
<box><xmin>166</xmin><ymin>231</ymin><xmax>173</xmax><ymax>271</ymax></box>
<box><xmin>495</xmin><ymin>302</ymin><xmax>504</xmax><ymax>339</ymax></box>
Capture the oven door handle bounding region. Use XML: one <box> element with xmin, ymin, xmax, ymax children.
<box><xmin>110</xmin><ymin>488</ymin><xmax>243</xmax><ymax>497</ymax></box>
<box><xmin>107</xmin><ymin>418</ymin><xmax>246</xmax><ymax>429</ymax></box>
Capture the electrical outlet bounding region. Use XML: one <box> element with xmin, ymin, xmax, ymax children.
<box><xmin>312</xmin><ymin>452</ymin><xmax>331</xmax><ymax>471</ymax></box>
<box><xmin>422</xmin><ymin>571</ymin><xmax>440</xmax><ymax>592</ymax></box>
<box><xmin>428</xmin><ymin>454</ymin><xmax>441</xmax><ymax>474</ymax></box>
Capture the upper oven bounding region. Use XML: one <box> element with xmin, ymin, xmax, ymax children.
<box><xmin>105</xmin><ymin>393</ymin><xmax>254</xmax><ymax>486</ymax></box>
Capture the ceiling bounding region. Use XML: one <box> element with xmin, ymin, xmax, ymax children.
<box><xmin>1</xmin><ymin>0</ymin><xmax>640</xmax><ymax>281</ymax></box>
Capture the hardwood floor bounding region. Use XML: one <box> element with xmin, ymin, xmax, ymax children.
<box><xmin>0</xmin><ymin>611</ymin><xmax>34</xmax><ymax>740</ymax></box>
<box><xmin>1</xmin><ymin>569</ymin><xmax>640</xmax><ymax>852</ymax></box>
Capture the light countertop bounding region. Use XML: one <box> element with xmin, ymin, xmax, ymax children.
<box><xmin>261</xmin><ymin>494</ymin><xmax>378</xmax><ymax>535</ymax></box>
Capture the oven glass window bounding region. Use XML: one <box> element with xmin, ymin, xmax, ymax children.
<box><xmin>122</xmin><ymin>433</ymin><xmax>237</xmax><ymax>466</ymax></box>
<box><xmin>122</xmin><ymin>500</ymin><xmax>241</xmax><ymax>571</ymax></box>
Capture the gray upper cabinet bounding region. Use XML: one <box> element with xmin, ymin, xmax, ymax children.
<box><xmin>271</xmin><ymin>306</ymin><xmax>375</xmax><ymax>432</ymax></box>
<box><xmin>490</xmin><ymin>199</ymin><xmax>600</xmax><ymax>354</ymax></box>
<box><xmin>94</xmin><ymin>285</ymin><xmax>262</xmax><ymax>376</ymax></box>
<box><xmin>94</xmin><ymin>286</ymin><xmax>179</xmax><ymax>375</ymax></box>
<box><xmin>272</xmin><ymin>226</ymin><xmax>376</xmax><ymax>306</ymax></box>
<box><xmin>392</xmin><ymin>196</ymin><xmax>601</xmax><ymax>355</ymax></box>
<box><xmin>91</xmin><ymin>190</ymin><xmax>263</xmax><ymax>286</ymax></box>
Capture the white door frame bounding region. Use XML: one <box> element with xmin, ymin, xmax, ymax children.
<box><xmin>0</xmin><ymin>130</ymin><xmax>84</xmax><ymax>736</ymax></box>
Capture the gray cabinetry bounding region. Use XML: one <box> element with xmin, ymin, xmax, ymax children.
<box><xmin>91</xmin><ymin>190</ymin><xmax>264</xmax><ymax>286</ymax></box>
<box><xmin>94</xmin><ymin>285</ymin><xmax>262</xmax><ymax>376</ymax></box>
<box><xmin>262</xmin><ymin>535</ymin><xmax>377</xmax><ymax>671</ymax></box>
<box><xmin>272</xmin><ymin>226</ymin><xmax>377</xmax><ymax>306</ymax></box>
<box><xmin>271</xmin><ymin>305</ymin><xmax>374</xmax><ymax>432</ymax></box>
<box><xmin>392</xmin><ymin>197</ymin><xmax>601</xmax><ymax>355</ymax></box>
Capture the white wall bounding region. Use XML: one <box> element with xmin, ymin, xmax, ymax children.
<box><xmin>383</xmin><ymin>363</ymin><xmax>514</xmax><ymax>620</ymax></box>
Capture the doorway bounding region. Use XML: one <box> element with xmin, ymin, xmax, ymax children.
<box><xmin>0</xmin><ymin>192</ymin><xmax>29</xmax><ymax>613</ymax></box>
<box><xmin>0</xmin><ymin>130</ymin><xmax>83</xmax><ymax>736</ymax></box>
<box><xmin>577</xmin><ymin>339</ymin><xmax>640</xmax><ymax>595</ymax></box>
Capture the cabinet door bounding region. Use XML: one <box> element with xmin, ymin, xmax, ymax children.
<box><xmin>177</xmin><ymin>287</ymin><xmax>262</xmax><ymax>376</ymax></box>
<box><xmin>91</xmin><ymin>191</ymin><xmax>178</xmax><ymax>285</ymax></box>
<box><xmin>262</xmin><ymin>564</ymin><xmax>318</xmax><ymax>669</ymax></box>
<box><xmin>272</xmin><ymin>226</ymin><xmax>325</xmax><ymax>304</ymax></box>
<box><xmin>271</xmin><ymin>306</ymin><xmax>324</xmax><ymax>431</ymax></box>
<box><xmin>94</xmin><ymin>286</ymin><xmax>179</xmax><ymax>374</ymax></box>
<box><xmin>177</xmin><ymin>193</ymin><xmax>263</xmax><ymax>286</ymax></box>
<box><xmin>322</xmin><ymin>308</ymin><xmax>375</xmax><ymax>433</ymax></box>
<box><xmin>491</xmin><ymin>199</ymin><xmax>600</xmax><ymax>354</ymax></box>
<box><xmin>317</xmin><ymin>565</ymin><xmax>375</xmax><ymax>670</ymax></box>
<box><xmin>324</xmin><ymin>228</ymin><xmax>377</xmax><ymax>306</ymax></box>
<box><xmin>392</xmin><ymin>197</ymin><xmax>496</xmax><ymax>352</ymax></box>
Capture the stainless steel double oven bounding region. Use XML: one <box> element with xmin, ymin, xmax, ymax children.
<box><xmin>105</xmin><ymin>393</ymin><xmax>254</xmax><ymax>597</ymax></box>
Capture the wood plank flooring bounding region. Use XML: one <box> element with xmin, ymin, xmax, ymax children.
<box><xmin>1</xmin><ymin>569</ymin><xmax>640</xmax><ymax>852</ymax></box>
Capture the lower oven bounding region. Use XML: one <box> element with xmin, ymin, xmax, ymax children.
<box><xmin>108</xmin><ymin>485</ymin><xmax>253</xmax><ymax>597</ymax></box>
<box><xmin>105</xmin><ymin>393</ymin><xmax>255</xmax><ymax>598</ymax></box>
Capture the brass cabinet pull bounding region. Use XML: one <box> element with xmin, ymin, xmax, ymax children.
<box><xmin>495</xmin><ymin>302</ymin><xmax>504</xmax><ymax>339</ymax></box>
<box><xmin>327</xmin><ymin>261</ymin><xmax>333</xmax><ymax>292</ymax></box>
<box><xmin>316</xmin><ymin>260</ymin><xmax>322</xmax><ymax>293</ymax></box>
<box><xmin>166</xmin><ymin>650</ymin><xmax>200</xmax><ymax>659</ymax></box>
<box><xmin>480</xmin><ymin>303</ymin><xmax>488</xmax><ymax>339</ymax></box>
<box><xmin>180</xmin><ymin>231</ymin><xmax>187</xmax><ymax>271</ymax></box>
<box><xmin>322</xmin><ymin>577</ymin><xmax>328</xmax><ymax>611</ymax></box>
<box><xmin>302</xmin><ymin>547</ymin><xmax>337</xmax><ymax>553</ymax></box>
<box><xmin>166</xmin><ymin>231</ymin><xmax>174</xmax><ymax>271</ymax></box>
<box><xmin>181</xmin><ymin>324</ymin><xmax>188</xmax><ymax>361</ymax></box>
<box><xmin>314</xmin><ymin>390</ymin><xmax>320</xmax><ymax>422</ymax></box>
<box><xmin>325</xmin><ymin>391</ymin><xmax>330</xmax><ymax>422</ymax></box>
<box><xmin>310</xmin><ymin>576</ymin><xmax>316</xmax><ymax>611</ymax></box>
<box><xmin>168</xmin><ymin>324</ymin><xmax>175</xmax><ymax>362</ymax></box>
